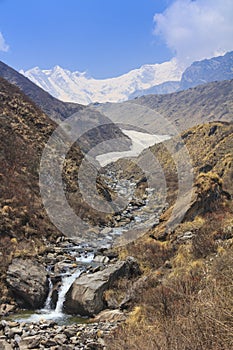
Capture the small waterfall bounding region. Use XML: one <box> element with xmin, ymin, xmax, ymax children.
<box><xmin>13</xmin><ymin>250</ymin><xmax>94</xmax><ymax>324</ymax></box>
<box><xmin>55</xmin><ymin>268</ymin><xmax>82</xmax><ymax>314</ymax></box>
<box><xmin>43</xmin><ymin>276</ymin><xmax>53</xmax><ymax>311</ymax></box>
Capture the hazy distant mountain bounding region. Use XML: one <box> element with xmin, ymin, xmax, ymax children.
<box><xmin>20</xmin><ymin>59</ymin><xmax>182</xmax><ymax>105</ymax></box>
<box><xmin>128</xmin><ymin>81</ymin><xmax>180</xmax><ymax>100</ymax></box>
<box><xmin>180</xmin><ymin>51</ymin><xmax>233</xmax><ymax>90</ymax></box>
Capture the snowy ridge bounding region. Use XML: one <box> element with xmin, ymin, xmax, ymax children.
<box><xmin>20</xmin><ymin>59</ymin><xmax>183</xmax><ymax>105</ymax></box>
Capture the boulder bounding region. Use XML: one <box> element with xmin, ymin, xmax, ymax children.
<box><xmin>6</xmin><ymin>258</ymin><xmax>49</xmax><ymax>309</ymax></box>
<box><xmin>19</xmin><ymin>335</ymin><xmax>41</xmax><ymax>349</ymax></box>
<box><xmin>92</xmin><ymin>309</ymin><xmax>126</xmax><ymax>323</ymax></box>
<box><xmin>93</xmin><ymin>255</ymin><xmax>109</xmax><ymax>264</ymax></box>
<box><xmin>64</xmin><ymin>257</ymin><xmax>140</xmax><ymax>316</ymax></box>
<box><xmin>0</xmin><ymin>303</ymin><xmax>16</xmax><ymax>316</ymax></box>
<box><xmin>0</xmin><ymin>340</ymin><xmax>13</xmax><ymax>350</ymax></box>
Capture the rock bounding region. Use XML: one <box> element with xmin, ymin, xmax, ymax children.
<box><xmin>86</xmin><ymin>342</ymin><xmax>103</xmax><ymax>349</ymax></box>
<box><xmin>64</xmin><ymin>257</ymin><xmax>140</xmax><ymax>316</ymax></box>
<box><xmin>103</xmin><ymin>250</ymin><xmax>118</xmax><ymax>260</ymax></box>
<box><xmin>116</xmin><ymin>218</ymin><xmax>132</xmax><ymax>226</ymax></box>
<box><xmin>40</xmin><ymin>338</ymin><xmax>58</xmax><ymax>347</ymax></box>
<box><xmin>51</xmin><ymin>282</ymin><xmax>61</xmax><ymax>308</ymax></box>
<box><xmin>136</xmin><ymin>176</ymin><xmax>147</xmax><ymax>187</ymax></box>
<box><xmin>177</xmin><ymin>231</ymin><xmax>194</xmax><ymax>242</ymax></box>
<box><xmin>130</xmin><ymin>198</ymin><xmax>144</xmax><ymax>207</ymax></box>
<box><xmin>1</xmin><ymin>320</ymin><xmax>8</xmax><ymax>328</ymax></box>
<box><xmin>5</xmin><ymin>327</ymin><xmax>22</xmax><ymax>338</ymax></box>
<box><xmin>19</xmin><ymin>335</ymin><xmax>41</xmax><ymax>349</ymax></box>
<box><xmin>156</xmin><ymin>230</ymin><xmax>168</xmax><ymax>241</ymax></box>
<box><xmin>164</xmin><ymin>260</ymin><xmax>172</xmax><ymax>269</ymax></box>
<box><xmin>100</xmin><ymin>227</ymin><xmax>112</xmax><ymax>235</ymax></box>
<box><xmin>6</xmin><ymin>258</ymin><xmax>49</xmax><ymax>309</ymax></box>
<box><xmin>47</xmin><ymin>252</ymin><xmax>56</xmax><ymax>260</ymax></box>
<box><xmin>93</xmin><ymin>309</ymin><xmax>126</xmax><ymax>323</ymax></box>
<box><xmin>63</xmin><ymin>327</ymin><xmax>78</xmax><ymax>338</ymax></box>
<box><xmin>53</xmin><ymin>333</ymin><xmax>67</xmax><ymax>345</ymax></box>
<box><xmin>93</xmin><ymin>255</ymin><xmax>110</xmax><ymax>264</ymax></box>
<box><xmin>0</xmin><ymin>339</ymin><xmax>13</xmax><ymax>350</ymax></box>
<box><xmin>0</xmin><ymin>304</ymin><xmax>16</xmax><ymax>316</ymax></box>
<box><xmin>1</xmin><ymin>319</ymin><xmax>118</xmax><ymax>349</ymax></box>
<box><xmin>54</xmin><ymin>260</ymin><xmax>75</xmax><ymax>274</ymax></box>
<box><xmin>56</xmin><ymin>236</ymin><xmax>63</xmax><ymax>244</ymax></box>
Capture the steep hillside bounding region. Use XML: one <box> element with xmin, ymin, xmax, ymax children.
<box><xmin>133</xmin><ymin>79</ymin><xmax>233</xmax><ymax>132</ymax></box>
<box><xmin>0</xmin><ymin>77</ymin><xmax>115</xmax><ymax>302</ymax></box>
<box><xmin>106</xmin><ymin>121</ymin><xmax>233</xmax><ymax>350</ymax></box>
<box><xmin>0</xmin><ymin>61</ymin><xmax>131</xmax><ymax>153</ymax></box>
<box><xmin>0</xmin><ymin>61</ymin><xmax>83</xmax><ymax>121</ymax></box>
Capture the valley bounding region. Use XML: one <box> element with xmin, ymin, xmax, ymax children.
<box><xmin>0</xmin><ymin>55</ymin><xmax>232</xmax><ymax>350</ymax></box>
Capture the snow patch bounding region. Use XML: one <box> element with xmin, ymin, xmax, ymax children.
<box><xmin>96</xmin><ymin>129</ymin><xmax>170</xmax><ymax>166</ymax></box>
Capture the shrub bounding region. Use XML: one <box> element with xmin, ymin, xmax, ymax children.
<box><xmin>106</xmin><ymin>249</ymin><xmax>233</xmax><ymax>350</ymax></box>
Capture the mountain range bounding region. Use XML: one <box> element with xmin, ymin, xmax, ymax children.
<box><xmin>20</xmin><ymin>59</ymin><xmax>182</xmax><ymax>105</ymax></box>
<box><xmin>1</xmin><ymin>57</ymin><xmax>233</xmax><ymax>138</ymax></box>
<box><xmin>20</xmin><ymin>51</ymin><xmax>233</xmax><ymax>105</ymax></box>
<box><xmin>0</xmin><ymin>54</ymin><xmax>232</xmax><ymax>350</ymax></box>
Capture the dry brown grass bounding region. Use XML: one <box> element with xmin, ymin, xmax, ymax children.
<box><xmin>121</xmin><ymin>239</ymin><xmax>175</xmax><ymax>271</ymax></box>
<box><xmin>106</xmin><ymin>248</ymin><xmax>233</xmax><ymax>350</ymax></box>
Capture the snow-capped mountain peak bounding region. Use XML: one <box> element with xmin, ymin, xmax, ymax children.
<box><xmin>20</xmin><ymin>58</ymin><xmax>183</xmax><ymax>105</ymax></box>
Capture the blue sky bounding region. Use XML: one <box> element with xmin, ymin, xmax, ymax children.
<box><xmin>0</xmin><ymin>0</ymin><xmax>233</xmax><ymax>78</ymax></box>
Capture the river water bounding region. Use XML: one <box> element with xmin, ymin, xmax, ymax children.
<box><xmin>11</xmin><ymin>130</ymin><xmax>169</xmax><ymax>324</ymax></box>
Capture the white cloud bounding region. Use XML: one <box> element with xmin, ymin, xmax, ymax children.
<box><xmin>0</xmin><ymin>32</ymin><xmax>9</xmax><ymax>52</ymax></box>
<box><xmin>154</xmin><ymin>0</ymin><xmax>233</xmax><ymax>66</ymax></box>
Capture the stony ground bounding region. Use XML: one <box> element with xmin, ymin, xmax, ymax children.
<box><xmin>0</xmin><ymin>319</ymin><xmax>118</xmax><ymax>350</ymax></box>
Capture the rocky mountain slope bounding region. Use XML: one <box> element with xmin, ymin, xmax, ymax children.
<box><xmin>105</xmin><ymin>120</ymin><xmax>233</xmax><ymax>350</ymax></box>
<box><xmin>0</xmin><ymin>61</ymin><xmax>83</xmax><ymax>122</ymax></box>
<box><xmin>0</xmin><ymin>60</ymin><xmax>131</xmax><ymax>153</ymax></box>
<box><xmin>0</xmin><ymin>77</ymin><xmax>116</xmax><ymax>303</ymax></box>
<box><xmin>180</xmin><ymin>51</ymin><xmax>233</xmax><ymax>90</ymax></box>
<box><xmin>133</xmin><ymin>78</ymin><xmax>233</xmax><ymax>132</ymax></box>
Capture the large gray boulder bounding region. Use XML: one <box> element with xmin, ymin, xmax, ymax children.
<box><xmin>6</xmin><ymin>258</ymin><xmax>49</xmax><ymax>309</ymax></box>
<box><xmin>64</xmin><ymin>257</ymin><xmax>140</xmax><ymax>316</ymax></box>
